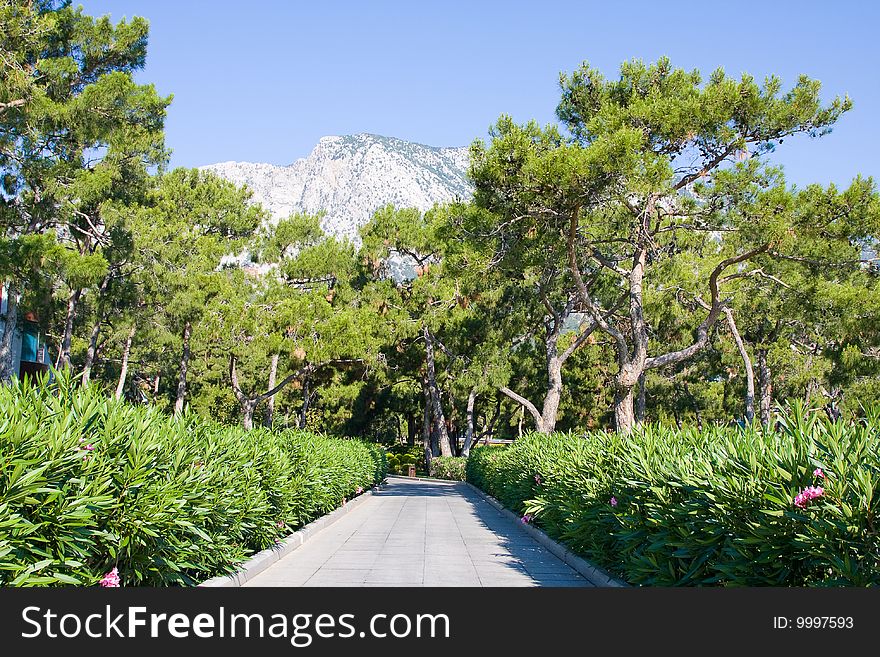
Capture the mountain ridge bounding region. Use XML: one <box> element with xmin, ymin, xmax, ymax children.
<box><xmin>202</xmin><ymin>133</ymin><xmax>473</xmax><ymax>243</ymax></box>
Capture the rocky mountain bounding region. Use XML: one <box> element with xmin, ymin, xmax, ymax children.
<box><xmin>202</xmin><ymin>133</ymin><xmax>473</xmax><ymax>243</ymax></box>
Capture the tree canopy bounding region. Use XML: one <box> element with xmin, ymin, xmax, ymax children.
<box><xmin>2</xmin><ymin>4</ymin><xmax>877</xmax><ymax>450</ymax></box>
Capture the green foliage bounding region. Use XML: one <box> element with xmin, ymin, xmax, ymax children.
<box><xmin>1</xmin><ymin>0</ymin><xmax>170</xmax><ymax>275</ymax></box>
<box><xmin>0</xmin><ymin>373</ymin><xmax>386</xmax><ymax>587</ymax></box>
<box><xmin>385</xmin><ymin>444</ymin><xmax>425</xmax><ymax>476</ymax></box>
<box><xmin>2</xmin><ymin>9</ymin><xmax>878</xmax><ymax>510</ymax></box>
<box><xmin>467</xmin><ymin>403</ymin><xmax>880</xmax><ymax>586</ymax></box>
<box><xmin>467</xmin><ymin>56</ymin><xmax>877</xmax><ymax>432</ymax></box>
<box><xmin>429</xmin><ymin>456</ymin><xmax>467</xmax><ymax>481</ymax></box>
<box><xmin>1</xmin><ymin>8</ymin><xmax>879</xmax><ymax>593</ymax></box>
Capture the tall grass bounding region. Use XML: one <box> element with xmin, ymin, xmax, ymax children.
<box><xmin>467</xmin><ymin>402</ymin><xmax>880</xmax><ymax>586</ymax></box>
<box><xmin>0</xmin><ymin>375</ymin><xmax>386</xmax><ymax>586</ymax></box>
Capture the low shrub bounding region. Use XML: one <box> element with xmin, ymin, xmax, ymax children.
<box><xmin>386</xmin><ymin>444</ymin><xmax>425</xmax><ymax>476</ymax></box>
<box><xmin>0</xmin><ymin>375</ymin><xmax>386</xmax><ymax>587</ymax></box>
<box><xmin>466</xmin><ymin>402</ymin><xmax>880</xmax><ymax>586</ymax></box>
<box><xmin>429</xmin><ymin>456</ymin><xmax>467</xmax><ymax>481</ymax></box>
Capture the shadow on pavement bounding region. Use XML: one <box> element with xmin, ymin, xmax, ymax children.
<box><xmin>377</xmin><ymin>476</ymin><xmax>589</xmax><ymax>587</ymax></box>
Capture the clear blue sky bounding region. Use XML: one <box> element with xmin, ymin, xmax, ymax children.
<box><xmin>81</xmin><ymin>0</ymin><xmax>879</xmax><ymax>188</ymax></box>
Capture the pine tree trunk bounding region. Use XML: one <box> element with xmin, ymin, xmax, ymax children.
<box><xmin>823</xmin><ymin>385</ymin><xmax>842</xmax><ymax>422</ymax></box>
<box><xmin>0</xmin><ymin>287</ymin><xmax>20</xmax><ymax>382</ymax></box>
<box><xmin>241</xmin><ymin>399</ymin><xmax>256</xmax><ymax>431</ymax></box>
<box><xmin>114</xmin><ymin>323</ymin><xmax>136</xmax><ymax>400</ymax></box>
<box><xmin>613</xmin><ymin>350</ymin><xmax>648</xmax><ymax>435</ymax></box>
<box><xmin>499</xmin><ymin>386</ymin><xmax>547</xmax><ymax>433</ymax></box>
<box><xmin>229</xmin><ymin>354</ymin><xmax>257</xmax><ymax>430</ymax></box>
<box><xmin>174</xmin><ymin>321</ymin><xmax>192</xmax><ymax>415</ymax></box>
<box><xmin>422</xmin><ymin>384</ymin><xmax>432</xmax><ymax>472</ymax></box>
<box><xmin>724</xmin><ymin>308</ymin><xmax>755</xmax><ymax>424</ymax></box>
<box><xmin>539</xmin><ymin>357</ymin><xmax>563</xmax><ymax>434</ymax></box>
<box><xmin>484</xmin><ymin>396</ymin><xmax>502</xmax><ymax>445</ymax></box>
<box><xmin>635</xmin><ymin>372</ymin><xmax>646</xmax><ymax>423</ymax></box>
<box><xmin>423</xmin><ymin>326</ymin><xmax>452</xmax><ymax>456</ymax></box>
<box><xmin>683</xmin><ymin>383</ymin><xmax>703</xmax><ymax>431</ymax></box>
<box><xmin>298</xmin><ymin>375</ymin><xmax>310</xmax><ymax>429</ymax></box>
<box><xmin>56</xmin><ymin>287</ymin><xmax>83</xmax><ymax>370</ymax></box>
<box><xmin>498</xmin><ymin>310</ymin><xmax>586</xmax><ymax>435</ymax></box>
<box><xmin>406</xmin><ymin>415</ymin><xmax>416</xmax><ymax>446</ymax></box>
<box><xmin>264</xmin><ymin>352</ymin><xmax>279</xmax><ymax>428</ymax></box>
<box><xmin>462</xmin><ymin>386</ymin><xmax>477</xmax><ymax>457</ymax></box>
<box><xmin>756</xmin><ymin>348</ymin><xmax>773</xmax><ymax>429</ymax></box>
<box><xmin>614</xmin><ymin>384</ymin><xmax>636</xmax><ymax>435</ymax></box>
<box><xmin>81</xmin><ymin>274</ymin><xmax>111</xmax><ymax>386</ymax></box>
<box><xmin>81</xmin><ymin>314</ymin><xmax>104</xmax><ymax>386</ymax></box>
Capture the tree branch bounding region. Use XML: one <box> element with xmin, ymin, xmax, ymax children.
<box><xmin>231</xmin><ymin>353</ymin><xmax>315</xmax><ymax>405</ymax></box>
<box><xmin>645</xmin><ymin>244</ymin><xmax>769</xmax><ymax>371</ymax></box>
<box><xmin>673</xmin><ymin>141</ymin><xmax>742</xmax><ymax>190</ymax></box>
<box><xmin>0</xmin><ymin>98</ymin><xmax>27</xmax><ymax>116</ymax></box>
<box><xmin>539</xmin><ymin>287</ymin><xmax>561</xmax><ymax>336</ymax></box>
<box><xmin>559</xmin><ymin>320</ymin><xmax>598</xmax><ymax>364</ymax></box>
<box><xmin>567</xmin><ymin>206</ymin><xmax>630</xmax><ymax>367</ymax></box>
<box><xmin>499</xmin><ymin>386</ymin><xmax>544</xmax><ymax>429</ymax></box>
<box><xmin>587</xmin><ymin>248</ymin><xmax>628</xmax><ymax>277</ymax></box>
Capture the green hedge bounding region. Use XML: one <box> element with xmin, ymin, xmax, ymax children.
<box><xmin>386</xmin><ymin>444</ymin><xmax>425</xmax><ymax>476</ymax></box>
<box><xmin>0</xmin><ymin>376</ymin><xmax>386</xmax><ymax>587</ymax></box>
<box><xmin>466</xmin><ymin>403</ymin><xmax>880</xmax><ymax>586</ymax></box>
<box><xmin>430</xmin><ymin>456</ymin><xmax>467</xmax><ymax>481</ymax></box>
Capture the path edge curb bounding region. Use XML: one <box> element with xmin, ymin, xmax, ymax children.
<box><xmin>198</xmin><ymin>482</ymin><xmax>385</xmax><ymax>588</ymax></box>
<box><xmin>463</xmin><ymin>482</ymin><xmax>630</xmax><ymax>588</ymax></box>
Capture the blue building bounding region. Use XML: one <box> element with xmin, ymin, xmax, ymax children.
<box><xmin>0</xmin><ymin>283</ymin><xmax>51</xmax><ymax>380</ymax></box>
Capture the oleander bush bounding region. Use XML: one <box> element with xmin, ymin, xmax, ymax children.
<box><xmin>429</xmin><ymin>456</ymin><xmax>467</xmax><ymax>481</ymax></box>
<box><xmin>0</xmin><ymin>375</ymin><xmax>386</xmax><ymax>587</ymax></box>
<box><xmin>466</xmin><ymin>402</ymin><xmax>880</xmax><ymax>586</ymax></box>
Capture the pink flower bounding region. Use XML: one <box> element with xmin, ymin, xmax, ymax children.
<box><xmin>80</xmin><ymin>443</ymin><xmax>94</xmax><ymax>462</ymax></box>
<box><xmin>276</xmin><ymin>520</ymin><xmax>285</xmax><ymax>528</ymax></box>
<box><xmin>813</xmin><ymin>468</ymin><xmax>825</xmax><ymax>479</ymax></box>
<box><xmin>355</xmin><ymin>486</ymin><xmax>364</xmax><ymax>495</ymax></box>
<box><xmin>100</xmin><ymin>567</ymin><xmax>120</xmax><ymax>588</ymax></box>
<box><xmin>534</xmin><ymin>474</ymin><xmax>542</xmax><ymax>485</ymax></box>
<box><xmin>793</xmin><ymin>486</ymin><xmax>825</xmax><ymax>509</ymax></box>
<box><xmin>610</xmin><ymin>496</ymin><xmax>618</xmax><ymax>507</ymax></box>
<box><xmin>521</xmin><ymin>513</ymin><xmax>534</xmax><ymax>524</ymax></box>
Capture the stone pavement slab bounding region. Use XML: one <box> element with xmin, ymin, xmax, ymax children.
<box><xmin>244</xmin><ymin>476</ymin><xmax>592</xmax><ymax>587</ymax></box>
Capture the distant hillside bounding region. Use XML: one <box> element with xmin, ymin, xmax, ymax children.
<box><xmin>203</xmin><ymin>133</ymin><xmax>473</xmax><ymax>243</ymax></box>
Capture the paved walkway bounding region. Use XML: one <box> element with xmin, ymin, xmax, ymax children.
<box><xmin>244</xmin><ymin>477</ymin><xmax>591</xmax><ymax>587</ymax></box>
